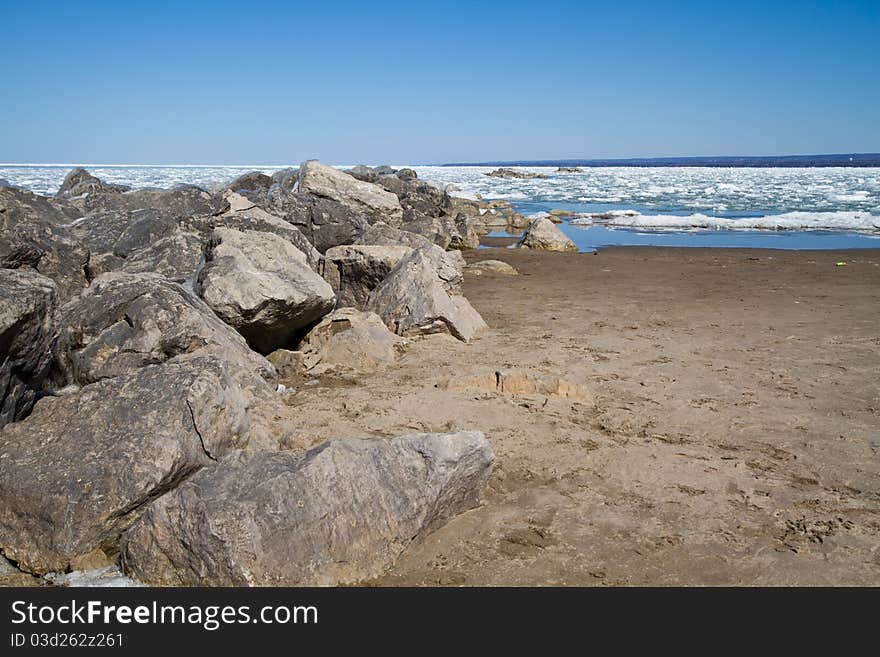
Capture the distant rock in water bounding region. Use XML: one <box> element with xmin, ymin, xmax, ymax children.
<box><xmin>556</xmin><ymin>167</ymin><xmax>582</xmax><ymax>173</ymax></box>
<box><xmin>485</xmin><ymin>168</ymin><xmax>548</xmax><ymax>180</ymax></box>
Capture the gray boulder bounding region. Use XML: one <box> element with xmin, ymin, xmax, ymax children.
<box><xmin>365</xmin><ymin>249</ymin><xmax>486</xmax><ymax>343</ymax></box>
<box><xmin>119</xmin><ymin>231</ymin><xmax>205</xmax><ymax>282</ymax></box>
<box><xmin>297</xmin><ymin>160</ymin><xmax>402</xmax><ymax>223</ymax></box>
<box><xmin>121</xmin><ymin>431</ymin><xmax>494</xmax><ymax>586</ymax></box>
<box><xmin>54</xmin><ymin>272</ymin><xmax>275</xmax><ymax>387</ymax></box>
<box><xmin>0</xmin><ymin>208</ymin><xmax>90</xmax><ymax>300</ymax></box>
<box><xmin>262</xmin><ymin>188</ymin><xmax>370</xmax><ymax>253</ymax></box>
<box><xmin>0</xmin><ymin>185</ymin><xmax>79</xmax><ymax>225</ymax></box>
<box><xmin>0</xmin><ymin>356</ymin><xmax>251</xmax><ymax>574</ymax></box>
<box><xmin>354</xmin><ymin>223</ymin><xmax>463</xmax><ymax>294</ymax></box>
<box><xmin>195</xmin><ymin>228</ymin><xmax>335</xmax><ymax>354</ymax></box>
<box><xmin>324</xmin><ymin>244</ymin><xmax>412</xmax><ymax>309</ymax></box>
<box><xmin>0</xmin><ymin>270</ymin><xmax>57</xmax><ymax>429</ymax></box>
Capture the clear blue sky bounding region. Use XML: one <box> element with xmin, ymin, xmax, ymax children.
<box><xmin>2</xmin><ymin>0</ymin><xmax>878</xmax><ymax>164</ymax></box>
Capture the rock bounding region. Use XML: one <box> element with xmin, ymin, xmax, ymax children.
<box><xmin>443</xmin><ymin>369</ymin><xmax>592</xmax><ymax>402</ymax></box>
<box><xmin>224</xmin><ymin>171</ymin><xmax>273</xmax><ymax>196</ymax></box>
<box><xmin>556</xmin><ymin>167</ymin><xmax>583</xmax><ymax>173</ymax></box>
<box><xmin>56</xmin><ymin>168</ymin><xmax>129</xmax><ymax>199</ymax></box>
<box><xmin>365</xmin><ymin>249</ymin><xmax>486</xmax><ymax>343</ymax></box>
<box><xmin>297</xmin><ymin>160</ymin><xmax>402</xmax><ymax>223</ymax></box>
<box><xmin>0</xmin><ymin>356</ymin><xmax>251</xmax><ymax>574</ymax></box>
<box><xmin>354</xmin><ymin>223</ymin><xmax>463</xmax><ymax>294</ymax></box>
<box><xmin>121</xmin><ymin>430</ymin><xmax>494</xmax><ymax>586</ymax></box>
<box><xmin>397</xmin><ymin>168</ymin><xmax>418</xmax><ymax>180</ymax></box>
<box><xmin>485</xmin><ymin>168</ymin><xmax>548</xmax><ymax>179</ymax></box>
<box><xmin>325</xmin><ymin>244</ymin><xmax>412</xmax><ymax>309</ymax></box>
<box><xmin>0</xmin><ymin>185</ymin><xmax>78</xmax><ymax>225</ymax></box>
<box><xmin>195</xmin><ymin>228</ymin><xmax>335</xmax><ymax>354</ymax></box>
<box><xmin>70</xmin><ymin>183</ymin><xmax>225</xmax><ymax>217</ymax></box>
<box><xmin>464</xmin><ymin>259</ymin><xmax>519</xmax><ymax>276</ymax></box>
<box><xmin>270</xmin><ymin>168</ymin><xmax>298</xmax><ymax>190</ymax></box>
<box><xmin>400</xmin><ymin>209</ymin><xmax>458</xmax><ymax>249</ymax></box>
<box><xmin>266</xmin><ymin>349</ymin><xmax>305</xmax><ymax>379</ymax></box>
<box><xmin>188</xmin><ymin>193</ymin><xmax>325</xmax><ymax>275</ymax></box>
<box><xmin>450</xmin><ymin>213</ymin><xmax>481</xmax><ymax>250</ymax></box>
<box><xmin>518</xmin><ymin>217</ymin><xmax>578</xmax><ymax>252</ymax></box>
<box><xmin>119</xmin><ymin>231</ymin><xmax>205</xmax><ymax>282</ymax></box>
<box><xmin>299</xmin><ymin>308</ymin><xmax>405</xmax><ymax>372</ymax></box>
<box><xmin>0</xmin><ymin>270</ymin><xmax>57</xmax><ymax>429</ymax></box>
<box><xmin>0</xmin><ymin>207</ymin><xmax>90</xmax><ymax>300</ymax></box>
<box><xmin>54</xmin><ymin>272</ymin><xmax>275</xmax><ymax>386</ymax></box>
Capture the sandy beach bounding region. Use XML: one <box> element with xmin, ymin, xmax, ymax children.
<box><xmin>275</xmin><ymin>245</ymin><xmax>880</xmax><ymax>586</ymax></box>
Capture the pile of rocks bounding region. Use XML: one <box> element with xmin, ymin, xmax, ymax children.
<box><xmin>484</xmin><ymin>167</ymin><xmax>549</xmax><ymax>180</ymax></box>
<box><xmin>0</xmin><ymin>162</ymin><xmax>496</xmax><ymax>586</ymax></box>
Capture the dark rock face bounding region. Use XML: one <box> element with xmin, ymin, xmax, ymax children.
<box><xmin>0</xmin><ymin>270</ymin><xmax>57</xmax><ymax>429</ymax></box>
<box><xmin>225</xmin><ymin>171</ymin><xmax>273</xmax><ymax>196</ymax></box>
<box><xmin>0</xmin><ymin>201</ymin><xmax>90</xmax><ymax>300</ymax></box>
<box><xmin>56</xmin><ymin>168</ymin><xmax>129</xmax><ymax>199</ymax></box>
<box><xmin>54</xmin><ymin>272</ymin><xmax>275</xmax><ymax>387</ymax></box>
<box><xmin>121</xmin><ymin>431</ymin><xmax>494</xmax><ymax>586</ymax></box>
<box><xmin>195</xmin><ymin>228</ymin><xmax>335</xmax><ymax>354</ymax></box>
<box><xmin>0</xmin><ymin>186</ymin><xmax>79</xmax><ymax>225</ymax></box>
<box><xmin>0</xmin><ymin>356</ymin><xmax>251</xmax><ymax>574</ymax></box>
<box><xmin>261</xmin><ymin>189</ymin><xmax>370</xmax><ymax>253</ymax></box>
<box><xmin>68</xmin><ymin>182</ymin><xmax>226</xmax><ymax>217</ymax></box>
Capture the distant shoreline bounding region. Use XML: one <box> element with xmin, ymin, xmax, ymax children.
<box><xmin>443</xmin><ymin>153</ymin><xmax>880</xmax><ymax>168</ymax></box>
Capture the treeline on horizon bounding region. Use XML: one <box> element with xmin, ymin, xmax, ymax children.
<box><xmin>444</xmin><ymin>153</ymin><xmax>880</xmax><ymax>168</ymax></box>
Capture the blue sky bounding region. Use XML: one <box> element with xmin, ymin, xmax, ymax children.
<box><xmin>1</xmin><ymin>0</ymin><xmax>878</xmax><ymax>164</ymax></box>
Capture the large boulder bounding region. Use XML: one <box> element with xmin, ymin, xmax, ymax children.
<box><xmin>299</xmin><ymin>307</ymin><xmax>405</xmax><ymax>372</ymax></box>
<box><xmin>0</xmin><ymin>356</ymin><xmax>251</xmax><ymax>574</ymax></box>
<box><xmin>517</xmin><ymin>217</ymin><xmax>578</xmax><ymax>252</ymax></box>
<box><xmin>365</xmin><ymin>249</ymin><xmax>486</xmax><ymax>343</ymax></box>
<box><xmin>119</xmin><ymin>231</ymin><xmax>205</xmax><ymax>282</ymax></box>
<box><xmin>0</xmin><ymin>207</ymin><xmax>90</xmax><ymax>301</ymax></box>
<box><xmin>121</xmin><ymin>431</ymin><xmax>494</xmax><ymax>586</ymax></box>
<box><xmin>68</xmin><ymin>183</ymin><xmax>226</xmax><ymax>217</ymax></box>
<box><xmin>324</xmin><ymin>244</ymin><xmax>412</xmax><ymax>309</ymax></box>
<box><xmin>354</xmin><ymin>223</ymin><xmax>463</xmax><ymax>294</ymax></box>
<box><xmin>297</xmin><ymin>160</ymin><xmax>402</xmax><ymax>224</ymax></box>
<box><xmin>188</xmin><ymin>192</ymin><xmax>325</xmax><ymax>275</ymax></box>
<box><xmin>0</xmin><ymin>185</ymin><xmax>79</xmax><ymax>225</ymax></box>
<box><xmin>54</xmin><ymin>272</ymin><xmax>275</xmax><ymax>386</ymax></box>
<box><xmin>195</xmin><ymin>228</ymin><xmax>335</xmax><ymax>354</ymax></box>
<box><xmin>0</xmin><ymin>270</ymin><xmax>57</xmax><ymax>429</ymax></box>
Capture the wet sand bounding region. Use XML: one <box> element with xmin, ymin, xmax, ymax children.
<box><xmin>286</xmin><ymin>246</ymin><xmax>880</xmax><ymax>586</ymax></box>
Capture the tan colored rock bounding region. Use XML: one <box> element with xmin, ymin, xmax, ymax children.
<box><xmin>297</xmin><ymin>160</ymin><xmax>402</xmax><ymax>223</ymax></box>
<box><xmin>300</xmin><ymin>308</ymin><xmax>405</xmax><ymax>372</ymax></box>
<box><xmin>518</xmin><ymin>217</ymin><xmax>578</xmax><ymax>252</ymax></box>
<box><xmin>464</xmin><ymin>260</ymin><xmax>519</xmax><ymax>276</ymax></box>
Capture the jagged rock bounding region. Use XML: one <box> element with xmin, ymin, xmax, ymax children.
<box><xmin>0</xmin><ymin>208</ymin><xmax>90</xmax><ymax>300</ymax></box>
<box><xmin>365</xmin><ymin>249</ymin><xmax>486</xmax><ymax>342</ymax></box>
<box><xmin>464</xmin><ymin>259</ymin><xmax>519</xmax><ymax>276</ymax></box>
<box><xmin>397</xmin><ymin>168</ymin><xmax>417</xmax><ymax>180</ymax></box>
<box><xmin>0</xmin><ymin>356</ymin><xmax>251</xmax><ymax>574</ymax></box>
<box><xmin>224</xmin><ymin>171</ymin><xmax>273</xmax><ymax>196</ymax></box>
<box><xmin>300</xmin><ymin>308</ymin><xmax>405</xmax><ymax>372</ymax></box>
<box><xmin>517</xmin><ymin>217</ymin><xmax>578</xmax><ymax>252</ymax></box>
<box><xmin>485</xmin><ymin>168</ymin><xmax>548</xmax><ymax>179</ymax></box>
<box><xmin>297</xmin><ymin>160</ymin><xmax>402</xmax><ymax>223</ymax></box>
<box><xmin>0</xmin><ymin>270</ymin><xmax>57</xmax><ymax>429</ymax></box>
<box><xmin>354</xmin><ymin>223</ymin><xmax>463</xmax><ymax>294</ymax></box>
<box><xmin>69</xmin><ymin>182</ymin><xmax>225</xmax><ymax>216</ymax></box>
<box><xmin>450</xmin><ymin>213</ymin><xmax>481</xmax><ymax>250</ymax></box>
<box><xmin>195</xmin><ymin>228</ymin><xmax>335</xmax><ymax>354</ymax></box>
<box><xmin>119</xmin><ymin>231</ymin><xmax>204</xmax><ymax>282</ymax></box>
<box><xmin>56</xmin><ymin>168</ymin><xmax>130</xmax><ymax>199</ymax></box>
<box><xmin>400</xmin><ymin>209</ymin><xmax>459</xmax><ymax>249</ymax></box>
<box><xmin>54</xmin><ymin>272</ymin><xmax>275</xmax><ymax>386</ymax></box>
<box><xmin>325</xmin><ymin>244</ymin><xmax>412</xmax><ymax>309</ymax></box>
<box><xmin>121</xmin><ymin>431</ymin><xmax>494</xmax><ymax>586</ymax></box>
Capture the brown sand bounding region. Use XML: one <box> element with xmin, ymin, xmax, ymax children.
<box><xmin>285</xmin><ymin>246</ymin><xmax>880</xmax><ymax>586</ymax></box>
